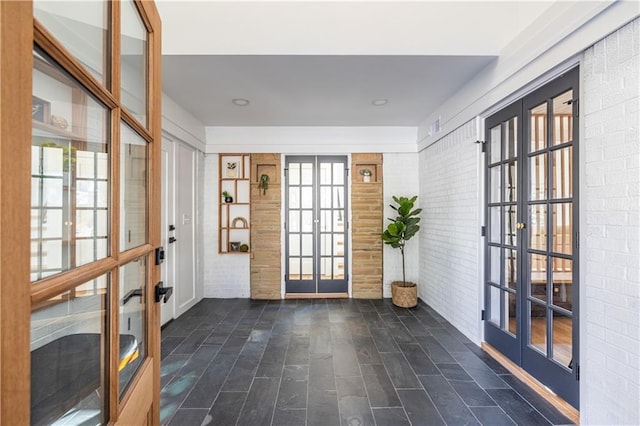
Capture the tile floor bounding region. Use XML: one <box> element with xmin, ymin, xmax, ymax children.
<box><xmin>160</xmin><ymin>298</ymin><xmax>574</xmax><ymax>426</ymax></box>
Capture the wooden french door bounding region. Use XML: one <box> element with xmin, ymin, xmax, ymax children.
<box><xmin>285</xmin><ymin>156</ymin><xmax>349</xmax><ymax>294</ymax></box>
<box><xmin>484</xmin><ymin>68</ymin><xmax>580</xmax><ymax>408</ymax></box>
<box><xmin>0</xmin><ymin>1</ymin><xmax>162</xmax><ymax>424</ymax></box>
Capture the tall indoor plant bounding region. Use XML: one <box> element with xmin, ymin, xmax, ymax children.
<box><xmin>382</xmin><ymin>195</ymin><xmax>422</xmax><ymax>307</ymax></box>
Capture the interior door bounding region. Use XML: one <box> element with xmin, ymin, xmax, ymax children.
<box><xmin>285</xmin><ymin>156</ymin><xmax>348</xmax><ymax>294</ymax></box>
<box><xmin>484</xmin><ymin>68</ymin><xmax>579</xmax><ymax>408</ymax></box>
<box><xmin>161</xmin><ymin>137</ymin><xmax>176</xmax><ymax>325</ymax></box>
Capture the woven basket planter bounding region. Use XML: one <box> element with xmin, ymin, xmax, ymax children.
<box><xmin>391</xmin><ymin>281</ymin><xmax>417</xmax><ymax>308</ymax></box>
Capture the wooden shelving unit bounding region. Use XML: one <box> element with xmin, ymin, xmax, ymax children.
<box><xmin>218</xmin><ymin>154</ymin><xmax>251</xmax><ymax>254</ymax></box>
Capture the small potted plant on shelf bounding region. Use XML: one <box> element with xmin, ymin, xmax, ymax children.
<box><xmin>382</xmin><ymin>195</ymin><xmax>422</xmax><ymax>308</ymax></box>
<box><xmin>222</xmin><ymin>191</ymin><xmax>233</xmax><ymax>203</ymax></box>
<box><xmin>360</xmin><ymin>168</ymin><xmax>372</xmax><ymax>182</ymax></box>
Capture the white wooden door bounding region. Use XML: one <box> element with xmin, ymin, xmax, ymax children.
<box><xmin>161</xmin><ymin>137</ymin><xmax>176</xmax><ymax>325</ymax></box>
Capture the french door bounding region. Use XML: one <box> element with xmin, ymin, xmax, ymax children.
<box><xmin>485</xmin><ymin>68</ymin><xmax>580</xmax><ymax>408</ymax></box>
<box><xmin>285</xmin><ymin>156</ymin><xmax>349</xmax><ymax>294</ymax></box>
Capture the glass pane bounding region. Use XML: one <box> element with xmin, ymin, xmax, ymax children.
<box><xmin>489</xmin><ymin>125</ymin><xmax>501</xmax><ymax>164</ymax></box>
<box><xmin>552</xmin><ymin>310</ymin><xmax>573</xmax><ymax>368</ymax></box>
<box><xmin>334</xmin><ymin>211</ymin><xmax>345</xmax><ymax>232</ymax></box>
<box><xmin>31</xmin><ymin>275</ymin><xmax>108</xmax><ymax>426</ymax></box>
<box><xmin>301</xmin><ymin>257</ymin><xmax>313</xmax><ymax>278</ymax></box>
<box><xmin>34</xmin><ymin>1</ymin><xmax>108</xmax><ymax>84</ymax></box>
<box><xmin>334</xmin><ymin>234</ymin><xmax>345</xmax><ymax>256</ymax></box>
<box><xmin>320</xmin><ymin>257</ymin><xmax>331</xmax><ymax>280</ymax></box>
<box><xmin>333</xmin><ymin>187</ymin><xmax>344</xmax><ymax>210</ymax></box>
<box><xmin>301</xmin><ymin>211</ymin><xmax>313</xmax><ymax>233</ymax></box>
<box><xmin>530</xmin><ymin>302</ymin><xmax>547</xmax><ymax>354</ymax></box>
<box><xmin>32</xmin><ymin>49</ymin><xmax>110</xmax><ymax>282</ymax></box>
<box><xmin>489</xmin><ymin>285</ymin><xmax>500</xmax><ymax>326</ymax></box>
<box><xmin>505</xmin><ymin>117</ymin><xmax>518</xmax><ymax>159</ymax></box>
<box><xmin>120</xmin><ymin>123</ymin><xmax>147</xmax><ymax>250</ymax></box>
<box><xmin>320</xmin><ymin>234</ymin><xmax>331</xmax><ymax>256</ymax></box>
<box><xmin>320</xmin><ymin>210</ymin><xmax>331</xmax><ymax>232</ymax></box>
<box><xmin>289</xmin><ymin>210</ymin><xmax>300</xmax><ymax>232</ymax></box>
<box><xmin>504</xmin><ymin>162</ymin><xmax>517</xmax><ymax>202</ymax></box>
<box><xmin>530</xmin><ymin>205</ymin><xmax>547</xmax><ymax>251</ymax></box>
<box><xmin>119</xmin><ymin>257</ymin><xmax>147</xmax><ymax>398</ymax></box>
<box><xmin>490</xmin><ymin>246</ymin><xmax>501</xmax><ymax>284</ymax></box>
<box><xmin>320</xmin><ymin>186</ymin><xmax>332</xmax><ymax>208</ymax></box>
<box><xmin>301</xmin><ymin>234</ymin><xmax>313</xmax><ymax>256</ymax></box>
<box><xmin>530</xmin><ymin>153</ymin><xmax>547</xmax><ymax>201</ymax></box>
<box><xmin>289</xmin><ymin>187</ymin><xmax>300</xmax><ymax>209</ymax></box>
<box><xmin>489</xmin><ymin>166</ymin><xmax>501</xmax><ymax>203</ymax></box>
<box><xmin>320</xmin><ymin>163</ymin><xmax>331</xmax><ymax>185</ymax></box>
<box><xmin>301</xmin><ymin>163</ymin><xmax>313</xmax><ymax>185</ymax></box>
<box><xmin>530</xmin><ymin>102</ymin><xmax>547</xmax><ymax>152</ymax></box>
<box><xmin>530</xmin><ymin>254</ymin><xmax>547</xmax><ymax>303</ymax></box>
<box><xmin>552</xmin><ymin>147</ymin><xmax>573</xmax><ymax>199</ymax></box>
<box><xmin>333</xmin><ymin>163</ymin><xmax>344</xmax><ymax>185</ymax></box>
<box><xmin>553</xmin><ymin>90</ymin><xmax>573</xmax><ymax>146</ymax></box>
<box><xmin>504</xmin><ymin>206</ymin><xmax>517</xmax><ymax>247</ymax></box>
<box><xmin>505</xmin><ymin>249</ymin><xmax>517</xmax><ymax>289</ymax></box>
<box><xmin>506</xmin><ymin>292</ymin><xmax>517</xmax><ymax>335</ymax></box>
<box><xmin>552</xmin><ymin>259</ymin><xmax>573</xmax><ymax>311</ymax></box>
<box><xmin>333</xmin><ymin>257</ymin><xmax>345</xmax><ymax>279</ymax></box>
<box><xmin>552</xmin><ymin>203</ymin><xmax>572</xmax><ymax>255</ymax></box>
<box><xmin>301</xmin><ymin>187</ymin><xmax>313</xmax><ymax>209</ymax></box>
<box><xmin>489</xmin><ymin>207</ymin><xmax>500</xmax><ymax>243</ymax></box>
<box><xmin>289</xmin><ymin>234</ymin><xmax>300</xmax><ymax>256</ymax></box>
<box><xmin>121</xmin><ymin>0</ymin><xmax>148</xmax><ymax>126</ymax></box>
<box><xmin>289</xmin><ymin>258</ymin><xmax>301</xmax><ymax>280</ymax></box>
<box><xmin>288</xmin><ymin>163</ymin><xmax>300</xmax><ymax>185</ymax></box>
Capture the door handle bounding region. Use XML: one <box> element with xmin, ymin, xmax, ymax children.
<box><xmin>122</xmin><ymin>288</ymin><xmax>143</xmax><ymax>305</ymax></box>
<box><xmin>155</xmin><ymin>281</ymin><xmax>173</xmax><ymax>303</ymax></box>
<box><xmin>169</xmin><ymin>237</ymin><xmax>177</xmax><ymax>244</ymax></box>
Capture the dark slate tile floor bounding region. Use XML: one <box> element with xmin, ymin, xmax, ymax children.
<box><xmin>160</xmin><ymin>298</ymin><xmax>574</xmax><ymax>426</ymax></box>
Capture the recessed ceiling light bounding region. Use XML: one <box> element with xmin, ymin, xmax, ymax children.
<box><xmin>372</xmin><ymin>99</ymin><xmax>388</xmax><ymax>106</ymax></box>
<box><xmin>232</xmin><ymin>98</ymin><xmax>250</xmax><ymax>106</ymax></box>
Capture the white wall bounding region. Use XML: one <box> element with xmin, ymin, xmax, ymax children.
<box><xmin>382</xmin><ymin>153</ymin><xmax>420</xmax><ymax>298</ymax></box>
<box><xmin>581</xmin><ymin>18</ymin><xmax>640</xmax><ymax>426</ymax></box>
<box><xmin>418</xmin><ymin>119</ymin><xmax>483</xmax><ymax>344</ymax></box>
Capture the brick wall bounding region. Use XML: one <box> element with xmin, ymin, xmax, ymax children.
<box><xmin>419</xmin><ymin>119</ymin><xmax>482</xmax><ymax>343</ymax></box>
<box><xmin>581</xmin><ymin>18</ymin><xmax>640</xmax><ymax>425</ymax></box>
<box><xmin>250</xmin><ymin>154</ymin><xmax>282</xmax><ymax>299</ymax></box>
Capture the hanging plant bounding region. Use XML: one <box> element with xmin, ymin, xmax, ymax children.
<box><xmin>258</xmin><ymin>174</ymin><xmax>269</xmax><ymax>195</ymax></box>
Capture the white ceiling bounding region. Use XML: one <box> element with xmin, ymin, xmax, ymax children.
<box><xmin>157</xmin><ymin>1</ymin><xmax>555</xmax><ymax>127</ymax></box>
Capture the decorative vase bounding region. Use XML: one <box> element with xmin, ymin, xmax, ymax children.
<box><xmin>363</xmin><ymin>175</ymin><xmax>371</xmax><ymax>183</ymax></box>
<box><xmin>224</xmin><ymin>196</ymin><xmax>233</xmax><ymax>203</ymax></box>
<box><xmin>391</xmin><ymin>281</ymin><xmax>417</xmax><ymax>308</ymax></box>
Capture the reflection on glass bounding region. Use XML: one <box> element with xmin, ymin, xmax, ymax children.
<box><xmin>289</xmin><ymin>163</ymin><xmax>300</xmax><ymax>185</ymax></box>
<box><xmin>320</xmin><ymin>257</ymin><xmax>331</xmax><ymax>280</ymax></box>
<box><xmin>490</xmin><ymin>246</ymin><xmax>500</xmax><ymax>284</ymax></box>
<box><xmin>289</xmin><ymin>211</ymin><xmax>300</xmax><ymax>232</ymax></box>
<box><xmin>489</xmin><ymin>207</ymin><xmax>500</xmax><ymax>243</ymax></box>
<box><xmin>120</xmin><ymin>123</ymin><xmax>147</xmax><ymax>250</ymax></box>
<box><xmin>490</xmin><ymin>166</ymin><xmax>501</xmax><ymax>203</ymax></box>
<box><xmin>489</xmin><ymin>285</ymin><xmax>500</xmax><ymax>326</ymax></box>
<box><xmin>121</xmin><ymin>0</ymin><xmax>148</xmax><ymax>126</ymax></box>
<box><xmin>289</xmin><ymin>258</ymin><xmax>300</xmax><ymax>279</ymax></box>
<box><xmin>505</xmin><ymin>248</ymin><xmax>517</xmax><ymax>289</ymax></box>
<box><xmin>506</xmin><ymin>292</ymin><xmax>517</xmax><ymax>335</ymax></box>
<box><xmin>529</xmin><ymin>302</ymin><xmax>547</xmax><ymax>355</ymax></box>
<box><xmin>530</xmin><ymin>205</ymin><xmax>547</xmax><ymax>251</ymax></box>
<box><xmin>289</xmin><ymin>234</ymin><xmax>300</xmax><ymax>256</ymax></box>
<box><xmin>119</xmin><ymin>258</ymin><xmax>146</xmax><ymax>398</ymax></box>
<box><xmin>333</xmin><ymin>211</ymin><xmax>344</xmax><ymax>232</ymax></box>
<box><xmin>333</xmin><ymin>163</ymin><xmax>344</xmax><ymax>185</ymax></box>
<box><xmin>504</xmin><ymin>162</ymin><xmax>517</xmax><ymax>202</ymax></box>
<box><xmin>333</xmin><ymin>257</ymin><xmax>345</xmax><ymax>279</ymax></box>
<box><xmin>333</xmin><ymin>187</ymin><xmax>344</xmax><ymax>211</ymax></box>
<box><xmin>530</xmin><ymin>254</ymin><xmax>547</xmax><ymax>303</ymax></box>
<box><xmin>301</xmin><ymin>257</ymin><xmax>313</xmax><ymax>278</ymax></box>
<box><xmin>553</xmin><ymin>90</ymin><xmax>573</xmax><ymax>146</ymax></box>
<box><xmin>552</xmin><ymin>259</ymin><xmax>572</xmax><ymax>311</ymax></box>
<box><xmin>552</xmin><ymin>203</ymin><xmax>572</xmax><ymax>255</ymax></box>
<box><xmin>34</xmin><ymin>1</ymin><xmax>108</xmax><ymax>84</ymax></box>
<box><xmin>334</xmin><ymin>234</ymin><xmax>345</xmax><ymax>256</ymax></box>
<box><xmin>320</xmin><ymin>210</ymin><xmax>331</xmax><ymax>232</ymax></box>
<box><xmin>490</xmin><ymin>125</ymin><xmax>501</xmax><ymax>164</ymax></box>
<box><xmin>530</xmin><ymin>153</ymin><xmax>547</xmax><ymax>201</ymax></box>
<box><xmin>504</xmin><ymin>206</ymin><xmax>517</xmax><ymax>247</ymax></box>
<box><xmin>32</xmin><ymin>49</ymin><xmax>109</xmax><ymax>282</ymax></box>
<box><xmin>320</xmin><ymin>234</ymin><xmax>331</xmax><ymax>256</ymax></box>
<box><xmin>552</xmin><ymin>147</ymin><xmax>573</xmax><ymax>199</ymax></box>
<box><xmin>289</xmin><ymin>187</ymin><xmax>300</xmax><ymax>209</ymax></box>
<box><xmin>31</xmin><ymin>275</ymin><xmax>108</xmax><ymax>426</ymax></box>
<box><xmin>301</xmin><ymin>163</ymin><xmax>313</xmax><ymax>185</ymax></box>
<box><xmin>320</xmin><ymin>187</ymin><xmax>332</xmax><ymax>208</ymax></box>
<box><xmin>530</xmin><ymin>102</ymin><xmax>547</xmax><ymax>152</ymax></box>
<box><xmin>301</xmin><ymin>234</ymin><xmax>313</xmax><ymax>256</ymax></box>
<box><xmin>505</xmin><ymin>117</ymin><xmax>518</xmax><ymax>159</ymax></box>
<box><xmin>552</xmin><ymin>310</ymin><xmax>573</xmax><ymax>368</ymax></box>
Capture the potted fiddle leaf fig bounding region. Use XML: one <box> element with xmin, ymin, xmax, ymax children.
<box><xmin>382</xmin><ymin>195</ymin><xmax>422</xmax><ymax>308</ymax></box>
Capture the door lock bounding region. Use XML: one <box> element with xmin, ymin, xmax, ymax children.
<box><xmin>516</xmin><ymin>222</ymin><xmax>526</xmax><ymax>230</ymax></box>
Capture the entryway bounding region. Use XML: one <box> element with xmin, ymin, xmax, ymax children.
<box><xmin>484</xmin><ymin>67</ymin><xmax>580</xmax><ymax>408</ymax></box>
<box><xmin>284</xmin><ymin>156</ymin><xmax>349</xmax><ymax>295</ymax></box>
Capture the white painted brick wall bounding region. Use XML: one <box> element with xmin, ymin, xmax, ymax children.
<box><xmin>202</xmin><ymin>154</ymin><xmax>251</xmax><ymax>298</ymax></box>
<box><xmin>581</xmin><ymin>18</ymin><xmax>640</xmax><ymax>426</ymax></box>
<box><xmin>418</xmin><ymin>119</ymin><xmax>482</xmax><ymax>343</ymax></box>
<box><xmin>382</xmin><ymin>153</ymin><xmax>420</xmax><ymax>298</ymax></box>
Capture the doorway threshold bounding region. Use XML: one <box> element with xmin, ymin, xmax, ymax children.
<box><xmin>285</xmin><ymin>292</ymin><xmax>348</xmax><ymax>299</ymax></box>
<box><xmin>482</xmin><ymin>342</ymin><xmax>580</xmax><ymax>424</ymax></box>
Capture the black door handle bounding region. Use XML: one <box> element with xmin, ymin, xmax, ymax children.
<box><xmin>155</xmin><ymin>281</ymin><xmax>173</xmax><ymax>303</ymax></box>
<box><xmin>122</xmin><ymin>288</ymin><xmax>143</xmax><ymax>305</ymax></box>
<box><xmin>169</xmin><ymin>237</ymin><xmax>177</xmax><ymax>244</ymax></box>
